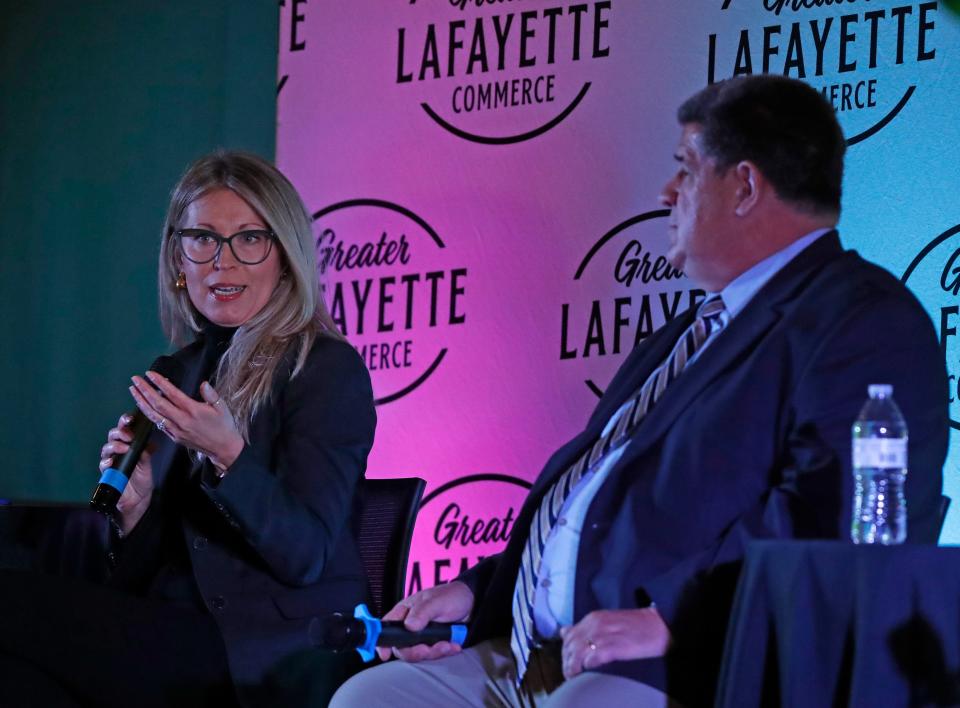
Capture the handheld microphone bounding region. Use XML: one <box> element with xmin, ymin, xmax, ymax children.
<box><xmin>89</xmin><ymin>355</ymin><xmax>184</xmax><ymax>516</ymax></box>
<box><xmin>309</xmin><ymin>604</ymin><xmax>468</xmax><ymax>662</ymax></box>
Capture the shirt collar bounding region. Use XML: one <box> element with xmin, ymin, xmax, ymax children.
<box><xmin>716</xmin><ymin>227</ymin><xmax>833</xmax><ymax>318</ymax></box>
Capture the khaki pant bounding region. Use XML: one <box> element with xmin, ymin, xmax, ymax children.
<box><xmin>330</xmin><ymin>637</ymin><xmax>682</xmax><ymax>708</ymax></box>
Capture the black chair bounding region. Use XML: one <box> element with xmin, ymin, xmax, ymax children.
<box><xmin>0</xmin><ymin>500</ymin><xmax>103</xmax><ymax>578</ymax></box>
<box><xmin>353</xmin><ymin>477</ymin><xmax>425</xmax><ymax>617</ymax></box>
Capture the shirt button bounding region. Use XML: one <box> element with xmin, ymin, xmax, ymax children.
<box><xmin>193</xmin><ymin>536</ymin><xmax>208</xmax><ymax>550</ymax></box>
<box><xmin>590</xmin><ymin>522</ymin><xmax>600</xmax><ymax>530</ymax></box>
<box><xmin>210</xmin><ymin>595</ymin><xmax>227</xmax><ymax>611</ymax></box>
<box><xmin>541</xmin><ymin>578</ymin><xmax>552</xmax><ymax>588</ymax></box>
<box><xmin>557</xmin><ymin>518</ymin><xmax>567</xmax><ymax>526</ymax></box>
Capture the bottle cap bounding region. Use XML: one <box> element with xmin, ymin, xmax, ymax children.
<box><xmin>868</xmin><ymin>384</ymin><xmax>893</xmax><ymax>398</ymax></box>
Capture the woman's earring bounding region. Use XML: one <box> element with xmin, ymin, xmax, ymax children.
<box><xmin>175</xmin><ymin>272</ymin><xmax>187</xmax><ymax>290</ymax></box>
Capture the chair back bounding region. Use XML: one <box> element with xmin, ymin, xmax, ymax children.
<box><xmin>353</xmin><ymin>477</ymin><xmax>425</xmax><ymax>617</ymax></box>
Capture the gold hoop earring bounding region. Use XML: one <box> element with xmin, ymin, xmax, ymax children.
<box><xmin>175</xmin><ymin>272</ymin><xmax>187</xmax><ymax>290</ymax></box>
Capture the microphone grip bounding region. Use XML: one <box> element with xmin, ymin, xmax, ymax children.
<box><xmin>328</xmin><ymin>604</ymin><xmax>468</xmax><ymax>662</ymax></box>
<box><xmin>90</xmin><ymin>355</ymin><xmax>184</xmax><ymax>515</ymax></box>
<box><xmin>377</xmin><ymin>621</ymin><xmax>464</xmax><ymax>648</ymax></box>
<box><xmin>112</xmin><ymin>411</ymin><xmax>153</xmax><ymax>474</ymax></box>
<box><xmin>89</xmin><ymin>408</ymin><xmax>150</xmax><ymax>515</ymax></box>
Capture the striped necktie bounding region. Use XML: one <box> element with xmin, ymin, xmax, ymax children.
<box><xmin>509</xmin><ymin>295</ymin><xmax>727</xmax><ymax>683</ymax></box>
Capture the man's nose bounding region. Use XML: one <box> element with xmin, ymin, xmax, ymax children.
<box><xmin>658</xmin><ymin>180</ymin><xmax>677</xmax><ymax>208</ymax></box>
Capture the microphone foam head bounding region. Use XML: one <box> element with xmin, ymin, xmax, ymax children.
<box><xmin>308</xmin><ymin>613</ymin><xmax>366</xmax><ymax>651</ymax></box>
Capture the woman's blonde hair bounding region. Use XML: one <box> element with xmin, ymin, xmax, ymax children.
<box><xmin>158</xmin><ymin>150</ymin><xmax>339</xmax><ymax>437</ymax></box>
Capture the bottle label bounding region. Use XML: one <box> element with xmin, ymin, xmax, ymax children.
<box><xmin>853</xmin><ymin>438</ymin><xmax>907</xmax><ymax>468</ymax></box>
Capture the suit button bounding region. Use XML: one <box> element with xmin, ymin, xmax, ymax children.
<box><xmin>193</xmin><ymin>536</ymin><xmax>208</xmax><ymax>550</ymax></box>
<box><xmin>210</xmin><ymin>595</ymin><xmax>227</xmax><ymax>611</ymax></box>
<box><xmin>590</xmin><ymin>523</ymin><xmax>599</xmax><ymax>530</ymax></box>
<box><xmin>541</xmin><ymin>578</ymin><xmax>552</xmax><ymax>588</ymax></box>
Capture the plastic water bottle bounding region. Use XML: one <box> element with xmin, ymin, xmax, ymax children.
<box><xmin>851</xmin><ymin>384</ymin><xmax>908</xmax><ymax>544</ymax></box>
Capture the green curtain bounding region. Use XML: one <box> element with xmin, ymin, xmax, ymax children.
<box><xmin>0</xmin><ymin>1</ymin><xmax>278</xmax><ymax>500</ymax></box>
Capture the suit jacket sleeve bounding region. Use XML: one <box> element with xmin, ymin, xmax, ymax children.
<box><xmin>199</xmin><ymin>336</ymin><xmax>376</xmax><ymax>587</ymax></box>
<box><xmin>639</xmin><ymin>291</ymin><xmax>948</xmax><ymax>630</ymax></box>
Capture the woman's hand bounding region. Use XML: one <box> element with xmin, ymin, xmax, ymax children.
<box><xmin>129</xmin><ymin>372</ymin><xmax>244</xmax><ymax>473</ymax></box>
<box><xmin>559</xmin><ymin>607</ymin><xmax>671</xmax><ymax>680</ymax></box>
<box><xmin>99</xmin><ymin>413</ymin><xmax>154</xmax><ymax>535</ymax></box>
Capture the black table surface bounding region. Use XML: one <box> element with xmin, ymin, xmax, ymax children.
<box><xmin>716</xmin><ymin>541</ymin><xmax>960</xmax><ymax>708</ymax></box>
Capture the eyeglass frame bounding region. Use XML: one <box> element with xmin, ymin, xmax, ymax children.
<box><xmin>174</xmin><ymin>228</ymin><xmax>279</xmax><ymax>265</ymax></box>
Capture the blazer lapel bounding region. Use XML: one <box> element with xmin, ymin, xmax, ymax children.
<box><xmin>587</xmin><ymin>308</ymin><xmax>698</xmax><ymax>428</ymax></box>
<box><xmin>525</xmin><ymin>306</ymin><xmax>699</xmax><ymax>504</ymax></box>
<box><xmin>615</xmin><ymin>231</ymin><xmax>844</xmax><ymax>460</ymax></box>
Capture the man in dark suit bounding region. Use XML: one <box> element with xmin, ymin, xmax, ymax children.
<box><xmin>332</xmin><ymin>75</ymin><xmax>949</xmax><ymax>707</ymax></box>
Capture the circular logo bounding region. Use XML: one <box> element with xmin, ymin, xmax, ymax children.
<box><xmin>395</xmin><ymin>1</ymin><xmax>614</xmax><ymax>144</ymax></box>
<box><xmin>313</xmin><ymin>199</ymin><xmax>468</xmax><ymax>405</ymax></box>
<box><xmin>708</xmin><ymin>0</ymin><xmax>940</xmax><ymax>145</ymax></box>
<box><xmin>559</xmin><ymin>210</ymin><xmax>704</xmax><ymax>398</ymax></box>
<box><xmin>405</xmin><ymin>473</ymin><xmax>531</xmax><ymax>594</ymax></box>
<box><xmin>902</xmin><ymin>223</ymin><xmax>960</xmax><ymax>429</ymax></box>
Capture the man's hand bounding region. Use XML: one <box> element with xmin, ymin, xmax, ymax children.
<box><xmin>376</xmin><ymin>581</ymin><xmax>475</xmax><ymax>662</ymax></box>
<box><xmin>559</xmin><ymin>607</ymin><xmax>671</xmax><ymax>679</ymax></box>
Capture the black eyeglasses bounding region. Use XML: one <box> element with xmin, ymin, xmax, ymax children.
<box><xmin>175</xmin><ymin>229</ymin><xmax>278</xmax><ymax>265</ymax></box>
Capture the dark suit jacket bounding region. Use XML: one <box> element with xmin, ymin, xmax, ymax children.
<box><xmin>459</xmin><ymin>233</ymin><xmax>949</xmax><ymax>706</ymax></box>
<box><xmin>107</xmin><ymin>331</ymin><xmax>376</xmax><ymax>705</ymax></box>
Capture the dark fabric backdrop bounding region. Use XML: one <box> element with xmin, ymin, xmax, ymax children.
<box><xmin>0</xmin><ymin>1</ymin><xmax>278</xmax><ymax>500</ymax></box>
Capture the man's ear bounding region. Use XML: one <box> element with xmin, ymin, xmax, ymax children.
<box><xmin>732</xmin><ymin>161</ymin><xmax>762</xmax><ymax>216</ymax></box>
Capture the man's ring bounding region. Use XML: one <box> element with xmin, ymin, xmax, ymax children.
<box><xmin>587</xmin><ymin>639</ymin><xmax>598</xmax><ymax>652</ymax></box>
<box><xmin>157</xmin><ymin>418</ymin><xmax>167</xmax><ymax>433</ymax></box>
<box><xmin>212</xmin><ymin>398</ymin><xmax>223</xmax><ymax>407</ymax></box>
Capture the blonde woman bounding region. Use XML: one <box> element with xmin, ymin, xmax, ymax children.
<box><xmin>2</xmin><ymin>152</ymin><xmax>375</xmax><ymax>708</ymax></box>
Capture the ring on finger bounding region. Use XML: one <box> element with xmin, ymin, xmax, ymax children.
<box><xmin>157</xmin><ymin>418</ymin><xmax>167</xmax><ymax>433</ymax></box>
<box><xmin>587</xmin><ymin>639</ymin><xmax>598</xmax><ymax>652</ymax></box>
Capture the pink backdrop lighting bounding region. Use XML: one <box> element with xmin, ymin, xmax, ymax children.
<box><xmin>277</xmin><ymin>1</ymin><xmax>960</xmax><ymax>588</ymax></box>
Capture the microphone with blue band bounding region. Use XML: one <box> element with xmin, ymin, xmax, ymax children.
<box><xmin>309</xmin><ymin>603</ymin><xmax>468</xmax><ymax>662</ymax></box>
<box><xmin>89</xmin><ymin>355</ymin><xmax>184</xmax><ymax>516</ymax></box>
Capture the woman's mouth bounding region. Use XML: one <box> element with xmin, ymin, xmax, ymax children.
<box><xmin>210</xmin><ymin>285</ymin><xmax>246</xmax><ymax>301</ymax></box>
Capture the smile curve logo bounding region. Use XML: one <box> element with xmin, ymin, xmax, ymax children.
<box><xmin>573</xmin><ymin>208</ymin><xmax>673</xmax><ymax>398</ymax></box>
<box><xmin>902</xmin><ymin>222</ymin><xmax>960</xmax><ymax>430</ymax></box>
<box><xmin>421</xmin><ymin>82</ymin><xmax>592</xmax><ymax>146</ymax></box>
<box><xmin>312</xmin><ymin>198</ymin><xmax>451</xmax><ymax>406</ymax></box>
<box><xmin>419</xmin><ymin>473</ymin><xmax>532</xmax><ymax>509</ymax></box>
<box><xmin>716</xmin><ymin>0</ymin><xmax>920</xmax><ymax>146</ymax></box>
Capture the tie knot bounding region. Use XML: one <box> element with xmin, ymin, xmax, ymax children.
<box><xmin>697</xmin><ymin>295</ymin><xmax>726</xmax><ymax>319</ymax></box>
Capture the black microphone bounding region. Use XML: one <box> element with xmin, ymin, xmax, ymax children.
<box><xmin>309</xmin><ymin>604</ymin><xmax>468</xmax><ymax>661</ymax></box>
<box><xmin>90</xmin><ymin>355</ymin><xmax>185</xmax><ymax>516</ymax></box>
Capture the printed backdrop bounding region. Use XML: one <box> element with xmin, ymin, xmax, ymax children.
<box><xmin>276</xmin><ymin>1</ymin><xmax>960</xmax><ymax>592</ymax></box>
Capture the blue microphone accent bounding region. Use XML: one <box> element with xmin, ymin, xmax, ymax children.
<box><xmin>450</xmin><ymin>622</ymin><xmax>468</xmax><ymax>647</ymax></box>
<box><xmin>353</xmin><ymin>603</ymin><xmax>381</xmax><ymax>662</ymax></box>
<box><xmin>98</xmin><ymin>468</ymin><xmax>129</xmax><ymax>494</ymax></box>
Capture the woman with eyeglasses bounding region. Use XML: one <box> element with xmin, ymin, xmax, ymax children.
<box><xmin>2</xmin><ymin>152</ymin><xmax>375</xmax><ymax>708</ymax></box>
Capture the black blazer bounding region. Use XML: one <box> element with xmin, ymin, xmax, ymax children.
<box><xmin>459</xmin><ymin>233</ymin><xmax>949</xmax><ymax>706</ymax></box>
<box><xmin>108</xmin><ymin>332</ymin><xmax>376</xmax><ymax>704</ymax></box>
